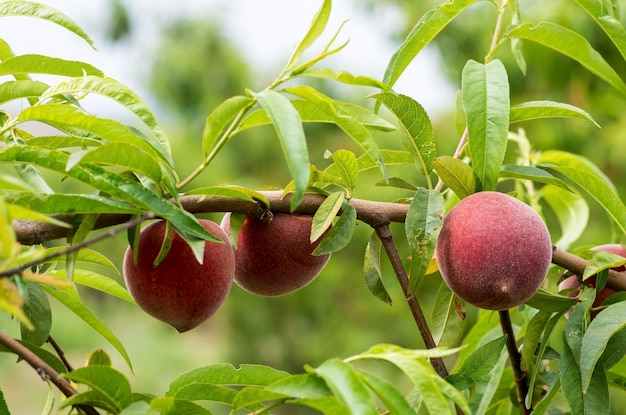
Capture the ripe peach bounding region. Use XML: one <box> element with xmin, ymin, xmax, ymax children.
<box><xmin>221</xmin><ymin>213</ymin><xmax>331</xmax><ymax>296</ymax></box>
<box><xmin>123</xmin><ymin>220</ymin><xmax>234</xmax><ymax>332</ymax></box>
<box><xmin>558</xmin><ymin>243</ymin><xmax>625</xmax><ymax>318</ymax></box>
<box><xmin>435</xmin><ymin>191</ymin><xmax>553</xmax><ymax>310</ymax></box>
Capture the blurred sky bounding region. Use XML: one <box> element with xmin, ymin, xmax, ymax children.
<box><xmin>0</xmin><ymin>0</ymin><xmax>455</xmax><ymax>116</ymax></box>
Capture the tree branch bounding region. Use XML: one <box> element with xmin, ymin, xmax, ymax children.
<box><xmin>0</xmin><ymin>330</ymin><xmax>99</xmax><ymax>415</ymax></box>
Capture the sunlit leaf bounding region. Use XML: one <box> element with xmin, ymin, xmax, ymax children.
<box><xmin>2</xmin><ymin>190</ymin><xmax>141</xmax><ymax>215</ymax></box>
<box><xmin>462</xmin><ymin>59</ymin><xmax>510</xmax><ymax>191</ymax></box>
<box><xmin>0</xmin><ymin>80</ymin><xmax>48</xmax><ymax>105</ymax></box>
<box><xmin>504</xmin><ymin>22</ymin><xmax>626</xmax><ymax>95</ymax></box>
<box><xmin>500</xmin><ymin>164</ymin><xmax>571</xmax><ymax>190</ymax></box>
<box><xmin>0</xmin><ymin>54</ymin><xmax>102</xmax><ymax>77</ymax></box>
<box><xmin>311</xmin><ymin>191</ymin><xmax>343</xmax><ymax>243</ymax></box>
<box><xmin>313</xmin><ymin>201</ymin><xmax>355</xmax><ymax>255</ymax></box>
<box><xmin>510</xmin><ymin>100</ymin><xmax>600</xmax><ymax>127</ymax></box>
<box><xmin>575</xmin><ymin>0</ymin><xmax>626</xmax><ymax>63</ymax></box>
<box><xmin>284</xmin><ymin>0</ymin><xmax>331</xmax><ymax>72</ymax></box>
<box><xmin>301</xmin><ymin>68</ymin><xmax>390</xmax><ymax>90</ymax></box>
<box><xmin>433</xmin><ymin>156</ymin><xmax>476</xmax><ymax>199</ymax></box>
<box><xmin>202</xmin><ymin>95</ymin><xmax>254</xmax><ymax>159</ymax></box>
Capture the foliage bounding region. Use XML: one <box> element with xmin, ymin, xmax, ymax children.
<box><xmin>0</xmin><ymin>0</ymin><xmax>626</xmax><ymax>414</ymax></box>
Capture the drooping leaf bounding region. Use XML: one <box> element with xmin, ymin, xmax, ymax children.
<box><xmin>541</xmin><ymin>185</ymin><xmax>588</xmax><ymax>251</ymax></box>
<box><xmin>201</xmin><ymin>95</ymin><xmax>254</xmax><ymax>159</ymax></box>
<box><xmin>41</xmin><ymin>284</ymin><xmax>132</xmax><ymax>370</ymax></box>
<box><xmin>0</xmin><ymin>389</ymin><xmax>9</xmax><ymax>415</ymax></box>
<box><xmin>446</xmin><ymin>335</ymin><xmax>507</xmax><ymax>390</ymax></box>
<box><xmin>575</xmin><ymin>0</ymin><xmax>626</xmax><ymax>63</ymax></box>
<box><xmin>503</xmin><ymin>22</ymin><xmax>626</xmax><ymax>95</ymax></box>
<box><xmin>462</xmin><ymin>59</ymin><xmax>510</xmax><ymax>191</ymax></box>
<box><xmin>0</xmin><ymin>79</ymin><xmax>49</xmax><ymax>105</ymax></box>
<box><xmin>580</xmin><ymin>301</ymin><xmax>626</xmax><ymax>392</ymax></box>
<box><xmin>363</xmin><ymin>231</ymin><xmax>392</xmax><ymax>305</ymax></box>
<box><xmin>539</xmin><ymin>150</ymin><xmax>626</xmax><ymax>234</ymax></box>
<box><xmin>313</xmin><ymin>359</ymin><xmax>379</xmax><ymax>415</ymax></box>
<box><xmin>405</xmin><ymin>188</ymin><xmax>444</xmax><ymax>294</ymax></box>
<box><xmin>500</xmin><ymin>164</ymin><xmax>571</xmax><ymax>190</ymax></box>
<box><xmin>356</xmin><ymin>369</ymin><xmax>418</xmax><ymax>414</ymax></box>
<box><xmin>61</xmin><ymin>366</ymin><xmax>133</xmax><ymax>412</ymax></box>
<box><xmin>372</xmin><ymin>92</ymin><xmax>436</xmax><ymax>178</ymax></box>
<box><xmin>184</xmin><ymin>185</ymin><xmax>269</xmax><ymax>208</ymax></box>
<box><xmin>40</xmin><ymin>76</ymin><xmax>174</xmax><ymax>165</ymax></box>
<box><xmin>313</xmin><ymin>201</ymin><xmax>355</xmax><ymax>255</ymax></box>
<box><xmin>300</xmin><ymin>67</ymin><xmax>390</xmax><ymax>90</ymax></box>
<box><xmin>2</xmin><ymin>191</ymin><xmax>142</xmax><ymax>215</ymax></box>
<box><xmin>0</xmin><ymin>1</ymin><xmax>96</xmax><ymax>49</ymax></box>
<box><xmin>383</xmin><ymin>0</ymin><xmax>481</xmax><ymax>88</ymax></box>
<box><xmin>0</xmin><ymin>338</ymin><xmax>66</xmax><ymax>374</ymax></box>
<box><xmin>311</xmin><ymin>191</ymin><xmax>344</xmax><ymax>243</ymax></box>
<box><xmin>431</xmin><ymin>281</ymin><xmax>466</xmax><ymax>348</ymax></box>
<box><xmin>252</xmin><ymin>89</ymin><xmax>309</xmax><ymax>210</ymax></box>
<box><xmin>0</xmin><ymin>54</ymin><xmax>102</xmax><ymax>77</ymax></box>
<box><xmin>53</xmin><ymin>269</ymin><xmax>133</xmax><ymax>303</ymax></box>
<box><xmin>509</xmin><ymin>100</ymin><xmax>600</xmax><ymax>127</ymax></box>
<box><xmin>433</xmin><ymin>156</ymin><xmax>476</xmax><ymax>199</ymax></box>
<box><xmin>20</xmin><ymin>281</ymin><xmax>51</xmax><ymax>347</ymax></box>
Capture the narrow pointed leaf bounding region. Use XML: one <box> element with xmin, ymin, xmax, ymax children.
<box><xmin>0</xmin><ymin>54</ymin><xmax>102</xmax><ymax>77</ymax></box>
<box><xmin>446</xmin><ymin>335</ymin><xmax>507</xmax><ymax>390</ymax></box>
<box><xmin>433</xmin><ymin>156</ymin><xmax>476</xmax><ymax>199</ymax></box>
<box><xmin>383</xmin><ymin>0</ymin><xmax>480</xmax><ymax>88</ymax></box>
<box><xmin>431</xmin><ymin>281</ymin><xmax>466</xmax><ymax>348</ymax></box>
<box><xmin>311</xmin><ymin>191</ymin><xmax>344</xmax><ymax>242</ymax></box>
<box><xmin>575</xmin><ymin>0</ymin><xmax>626</xmax><ymax>63</ymax></box>
<box><xmin>363</xmin><ymin>231</ymin><xmax>392</xmax><ymax>305</ymax></box>
<box><xmin>313</xmin><ymin>201</ymin><xmax>355</xmax><ymax>255</ymax></box>
<box><xmin>580</xmin><ymin>301</ymin><xmax>626</xmax><ymax>391</ymax></box>
<box><xmin>40</xmin><ymin>76</ymin><xmax>173</xmax><ymax>165</ymax></box>
<box><xmin>184</xmin><ymin>185</ymin><xmax>269</xmax><ymax>207</ymax></box>
<box><xmin>539</xmin><ymin>150</ymin><xmax>626</xmax><ymax>234</ymax></box>
<box><xmin>301</xmin><ymin>68</ymin><xmax>390</xmax><ymax>89</ymax></box>
<box><xmin>405</xmin><ymin>188</ymin><xmax>444</xmax><ymax>293</ymax></box>
<box><xmin>356</xmin><ymin>369</ymin><xmax>418</xmax><ymax>414</ymax></box>
<box><xmin>0</xmin><ymin>80</ymin><xmax>48</xmax><ymax>104</ymax></box>
<box><xmin>500</xmin><ymin>164</ymin><xmax>571</xmax><ymax>190</ymax></box>
<box><xmin>462</xmin><ymin>59</ymin><xmax>510</xmax><ymax>191</ymax></box>
<box><xmin>285</xmin><ymin>0</ymin><xmax>331</xmax><ymax>72</ymax></box>
<box><xmin>510</xmin><ymin>100</ymin><xmax>600</xmax><ymax>127</ymax></box>
<box><xmin>202</xmin><ymin>95</ymin><xmax>254</xmax><ymax>157</ymax></box>
<box><xmin>41</xmin><ymin>284</ymin><xmax>132</xmax><ymax>369</ymax></box>
<box><xmin>372</xmin><ymin>92</ymin><xmax>436</xmax><ymax>177</ymax></box>
<box><xmin>0</xmin><ymin>1</ymin><xmax>96</xmax><ymax>49</ymax></box>
<box><xmin>504</xmin><ymin>22</ymin><xmax>626</xmax><ymax>95</ymax></box>
<box><xmin>541</xmin><ymin>185</ymin><xmax>589</xmax><ymax>250</ymax></box>
<box><xmin>313</xmin><ymin>359</ymin><xmax>379</xmax><ymax>415</ymax></box>
<box><xmin>2</xmin><ymin>191</ymin><xmax>142</xmax><ymax>215</ymax></box>
<box><xmin>252</xmin><ymin>89</ymin><xmax>308</xmax><ymax>210</ymax></box>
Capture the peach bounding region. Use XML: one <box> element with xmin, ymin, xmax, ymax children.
<box><xmin>123</xmin><ymin>219</ymin><xmax>234</xmax><ymax>332</ymax></box>
<box><xmin>221</xmin><ymin>213</ymin><xmax>330</xmax><ymax>296</ymax></box>
<box><xmin>436</xmin><ymin>191</ymin><xmax>552</xmax><ymax>310</ymax></box>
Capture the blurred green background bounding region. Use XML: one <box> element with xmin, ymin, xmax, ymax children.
<box><xmin>1</xmin><ymin>0</ymin><xmax>626</xmax><ymax>413</ymax></box>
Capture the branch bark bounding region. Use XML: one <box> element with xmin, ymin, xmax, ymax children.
<box><xmin>0</xmin><ymin>330</ymin><xmax>99</xmax><ymax>415</ymax></box>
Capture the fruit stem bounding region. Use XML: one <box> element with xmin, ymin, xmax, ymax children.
<box><xmin>498</xmin><ymin>309</ymin><xmax>531</xmax><ymax>415</ymax></box>
<box><xmin>374</xmin><ymin>224</ymin><xmax>449</xmax><ymax>378</ymax></box>
<box><xmin>0</xmin><ymin>330</ymin><xmax>100</xmax><ymax>415</ymax></box>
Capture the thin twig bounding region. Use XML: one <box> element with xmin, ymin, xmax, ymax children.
<box><xmin>498</xmin><ymin>310</ymin><xmax>530</xmax><ymax>415</ymax></box>
<box><xmin>0</xmin><ymin>330</ymin><xmax>100</xmax><ymax>415</ymax></box>
<box><xmin>47</xmin><ymin>335</ymin><xmax>74</xmax><ymax>372</ymax></box>
<box><xmin>374</xmin><ymin>224</ymin><xmax>449</xmax><ymax>378</ymax></box>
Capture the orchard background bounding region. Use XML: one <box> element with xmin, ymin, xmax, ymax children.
<box><xmin>1</xmin><ymin>0</ymin><xmax>626</xmax><ymax>414</ymax></box>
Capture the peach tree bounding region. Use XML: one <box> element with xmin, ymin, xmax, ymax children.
<box><xmin>1</xmin><ymin>0</ymin><xmax>626</xmax><ymax>414</ymax></box>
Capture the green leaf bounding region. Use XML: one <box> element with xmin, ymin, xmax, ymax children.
<box><xmin>356</xmin><ymin>369</ymin><xmax>418</xmax><ymax>414</ymax></box>
<box><xmin>580</xmin><ymin>300</ymin><xmax>626</xmax><ymax>392</ymax></box>
<box><xmin>431</xmin><ymin>281</ymin><xmax>466</xmax><ymax>348</ymax></box>
<box><xmin>446</xmin><ymin>335</ymin><xmax>507</xmax><ymax>391</ymax></box>
<box><xmin>363</xmin><ymin>231</ymin><xmax>392</xmax><ymax>305</ymax></box>
<box><xmin>356</xmin><ymin>149</ymin><xmax>414</xmax><ymax>171</ymax></box>
<box><xmin>374</xmin><ymin>176</ymin><xmax>417</xmax><ymax>191</ymax></box>
<box><xmin>41</xmin><ymin>284</ymin><xmax>132</xmax><ymax>370</ymax></box>
<box><xmin>89</xmin><ymin>349</ymin><xmax>113</xmax><ymax>367</ymax></box>
<box><xmin>372</xmin><ymin>92</ymin><xmax>436</xmax><ymax>178</ymax></box>
<box><xmin>539</xmin><ymin>150</ymin><xmax>626</xmax><ymax>234</ymax></box>
<box><xmin>0</xmin><ymin>79</ymin><xmax>49</xmax><ymax>104</ymax></box>
<box><xmin>20</xmin><ymin>281</ymin><xmax>51</xmax><ymax>347</ymax></box>
<box><xmin>433</xmin><ymin>156</ymin><xmax>476</xmax><ymax>199</ymax></box>
<box><xmin>167</xmin><ymin>364</ymin><xmax>290</xmax><ymax>399</ymax></box>
<box><xmin>462</xmin><ymin>59</ymin><xmax>510</xmax><ymax>191</ymax></box>
<box><xmin>312</xmin><ymin>201</ymin><xmax>355</xmax><ymax>255</ymax></box>
<box><xmin>575</xmin><ymin>0</ymin><xmax>626</xmax><ymax>63</ymax></box>
<box><xmin>583</xmin><ymin>251</ymin><xmax>626</xmax><ymax>281</ymax></box>
<box><xmin>500</xmin><ymin>164</ymin><xmax>571</xmax><ymax>190</ymax></box>
<box><xmin>2</xmin><ymin>191</ymin><xmax>142</xmax><ymax>215</ymax></box>
<box><xmin>201</xmin><ymin>95</ymin><xmax>254</xmax><ymax>158</ymax></box>
<box><xmin>0</xmin><ymin>389</ymin><xmax>9</xmax><ymax>415</ymax></box>
<box><xmin>148</xmin><ymin>397</ymin><xmax>213</xmax><ymax>415</ymax></box>
<box><xmin>238</xmin><ymin>99</ymin><xmax>395</xmax><ymax>132</ymax></box>
<box><xmin>509</xmin><ymin>100</ymin><xmax>600</xmax><ymax>127</ymax></box>
<box><xmin>0</xmin><ymin>54</ymin><xmax>102</xmax><ymax>77</ymax></box>
<box><xmin>383</xmin><ymin>0</ymin><xmax>481</xmax><ymax>88</ymax></box>
<box><xmin>326</xmin><ymin>150</ymin><xmax>358</xmax><ymax>195</ymax></box>
<box><xmin>67</xmin><ymin>142</ymin><xmax>164</xmax><ymax>184</ymax></box>
<box><xmin>525</xmin><ymin>289</ymin><xmax>578</xmax><ymax>313</ymax></box>
<box><xmin>53</xmin><ymin>269</ymin><xmax>133</xmax><ymax>303</ymax></box>
<box><xmin>62</xmin><ymin>366</ymin><xmax>133</xmax><ymax>411</ymax></box>
<box><xmin>185</xmin><ymin>185</ymin><xmax>270</xmax><ymax>208</ymax></box>
<box><xmin>40</xmin><ymin>247</ymin><xmax>120</xmax><ymax>274</ymax></box>
<box><xmin>284</xmin><ymin>0</ymin><xmax>331</xmax><ymax>72</ymax></box>
<box><xmin>0</xmin><ymin>1</ymin><xmax>96</xmax><ymax>49</ymax></box>
<box><xmin>252</xmin><ymin>89</ymin><xmax>309</xmax><ymax>210</ymax></box>
<box><xmin>405</xmin><ymin>188</ymin><xmax>444</xmax><ymax>293</ymax></box>
<box><xmin>503</xmin><ymin>22</ymin><xmax>626</xmax><ymax>95</ymax></box>
<box><xmin>348</xmin><ymin>344</ymin><xmax>469</xmax><ymax>414</ymax></box>
<box><xmin>6</xmin><ymin>203</ymin><xmax>71</xmax><ymax>228</ymax></box>
<box><xmin>285</xmin><ymin>86</ymin><xmax>386</xmax><ymax>179</ymax></box>
<box><xmin>311</xmin><ymin>191</ymin><xmax>344</xmax><ymax>242</ymax></box>
<box><xmin>0</xmin><ymin>146</ymin><xmax>217</xmax><ymax>242</ymax></box>
<box><xmin>313</xmin><ymin>359</ymin><xmax>379</xmax><ymax>415</ymax></box>
<box><xmin>0</xmin><ymin>338</ymin><xmax>66</xmax><ymax>374</ymax></box>
<box><xmin>39</xmin><ymin>76</ymin><xmax>174</xmax><ymax>166</ymax></box>
<box><xmin>300</xmin><ymin>68</ymin><xmax>390</xmax><ymax>90</ymax></box>
<box><xmin>560</xmin><ymin>335</ymin><xmax>585</xmax><ymax>414</ymax></box>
